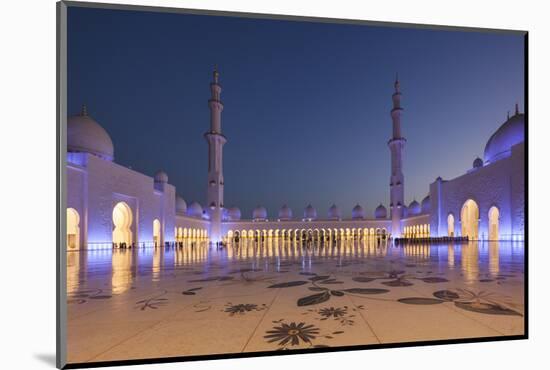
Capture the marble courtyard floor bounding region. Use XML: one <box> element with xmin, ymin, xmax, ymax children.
<box><xmin>66</xmin><ymin>240</ymin><xmax>525</xmax><ymax>364</ymax></box>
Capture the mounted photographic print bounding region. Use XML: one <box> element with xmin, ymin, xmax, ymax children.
<box><xmin>57</xmin><ymin>1</ymin><xmax>527</xmax><ymax>368</ymax></box>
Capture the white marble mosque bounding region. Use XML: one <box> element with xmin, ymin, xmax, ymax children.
<box><xmin>66</xmin><ymin>69</ymin><xmax>525</xmax><ymax>251</ymax></box>
<box><xmin>65</xmin><ymin>68</ymin><xmax>526</xmax><ymax>365</ymax></box>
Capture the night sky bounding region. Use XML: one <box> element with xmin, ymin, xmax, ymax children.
<box><xmin>67</xmin><ymin>7</ymin><xmax>525</xmax><ymax>219</ymax></box>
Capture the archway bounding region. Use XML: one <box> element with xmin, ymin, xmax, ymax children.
<box><xmin>153</xmin><ymin>219</ymin><xmax>161</xmax><ymax>246</ymax></box>
<box><xmin>112</xmin><ymin>202</ymin><xmax>133</xmax><ymax>246</ymax></box>
<box><xmin>461</xmin><ymin>199</ymin><xmax>479</xmax><ymax>240</ymax></box>
<box><xmin>488</xmin><ymin>206</ymin><xmax>500</xmax><ymax>240</ymax></box>
<box><xmin>67</xmin><ymin>208</ymin><xmax>80</xmax><ymax>250</ymax></box>
<box><xmin>447</xmin><ymin>214</ymin><xmax>455</xmax><ymax>236</ymax></box>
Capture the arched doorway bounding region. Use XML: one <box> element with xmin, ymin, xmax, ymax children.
<box><xmin>488</xmin><ymin>206</ymin><xmax>500</xmax><ymax>240</ymax></box>
<box><xmin>153</xmin><ymin>219</ymin><xmax>161</xmax><ymax>246</ymax></box>
<box><xmin>447</xmin><ymin>213</ymin><xmax>455</xmax><ymax>236</ymax></box>
<box><xmin>67</xmin><ymin>208</ymin><xmax>80</xmax><ymax>250</ymax></box>
<box><xmin>113</xmin><ymin>202</ymin><xmax>133</xmax><ymax>246</ymax></box>
<box><xmin>461</xmin><ymin>199</ymin><xmax>479</xmax><ymax>240</ymax></box>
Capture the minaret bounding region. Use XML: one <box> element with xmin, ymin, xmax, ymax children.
<box><xmin>205</xmin><ymin>66</ymin><xmax>226</xmax><ymax>242</ymax></box>
<box><xmin>388</xmin><ymin>74</ymin><xmax>406</xmax><ymax>237</ymax></box>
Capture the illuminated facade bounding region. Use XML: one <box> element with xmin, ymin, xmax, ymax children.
<box><xmin>66</xmin><ymin>71</ymin><xmax>525</xmax><ymax>250</ymax></box>
<box><xmin>428</xmin><ymin>105</ymin><xmax>525</xmax><ymax>241</ymax></box>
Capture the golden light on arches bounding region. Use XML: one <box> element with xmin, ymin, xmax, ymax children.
<box><xmin>112</xmin><ymin>202</ymin><xmax>133</xmax><ymax>246</ymax></box>
<box><xmin>461</xmin><ymin>199</ymin><xmax>479</xmax><ymax>240</ymax></box>
<box><xmin>488</xmin><ymin>206</ymin><xmax>500</xmax><ymax>240</ymax></box>
<box><xmin>67</xmin><ymin>208</ymin><xmax>80</xmax><ymax>250</ymax></box>
<box><xmin>153</xmin><ymin>219</ymin><xmax>161</xmax><ymax>246</ymax></box>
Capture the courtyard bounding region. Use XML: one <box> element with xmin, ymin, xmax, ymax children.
<box><xmin>66</xmin><ymin>239</ymin><xmax>525</xmax><ymax>364</ymax></box>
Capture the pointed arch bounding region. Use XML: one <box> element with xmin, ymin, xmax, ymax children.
<box><xmin>67</xmin><ymin>208</ymin><xmax>80</xmax><ymax>250</ymax></box>
<box><xmin>153</xmin><ymin>219</ymin><xmax>161</xmax><ymax>246</ymax></box>
<box><xmin>112</xmin><ymin>202</ymin><xmax>133</xmax><ymax>246</ymax></box>
<box><xmin>488</xmin><ymin>206</ymin><xmax>500</xmax><ymax>240</ymax></box>
<box><xmin>461</xmin><ymin>199</ymin><xmax>479</xmax><ymax>239</ymax></box>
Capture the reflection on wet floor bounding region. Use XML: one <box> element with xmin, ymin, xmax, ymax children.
<box><xmin>66</xmin><ymin>239</ymin><xmax>524</xmax><ymax>364</ymax></box>
<box><xmin>67</xmin><ymin>239</ymin><xmax>524</xmax><ymax>294</ymax></box>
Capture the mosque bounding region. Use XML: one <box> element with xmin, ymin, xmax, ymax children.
<box><xmin>65</xmin><ymin>69</ymin><xmax>525</xmax><ymax>250</ymax></box>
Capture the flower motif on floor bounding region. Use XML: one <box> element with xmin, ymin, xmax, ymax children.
<box><xmin>264</xmin><ymin>322</ymin><xmax>320</xmax><ymax>346</ymax></box>
<box><xmin>318</xmin><ymin>307</ymin><xmax>347</xmax><ymax>319</ymax></box>
<box><xmin>304</xmin><ymin>305</ymin><xmax>364</xmax><ymax>326</ymax></box>
<box><xmin>223</xmin><ymin>303</ymin><xmax>267</xmax><ymax>316</ymax></box>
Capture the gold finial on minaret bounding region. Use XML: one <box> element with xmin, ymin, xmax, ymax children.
<box><xmin>81</xmin><ymin>104</ymin><xmax>88</xmax><ymax>116</ymax></box>
<box><xmin>394</xmin><ymin>72</ymin><xmax>400</xmax><ymax>93</ymax></box>
<box><xmin>515</xmin><ymin>102</ymin><xmax>519</xmax><ymax>115</ymax></box>
<box><xmin>213</xmin><ymin>65</ymin><xmax>219</xmax><ymax>84</ymax></box>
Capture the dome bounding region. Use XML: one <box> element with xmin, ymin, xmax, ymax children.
<box><xmin>252</xmin><ymin>205</ymin><xmax>268</xmax><ymax>221</ymax></box>
<box><xmin>473</xmin><ymin>157</ymin><xmax>483</xmax><ymax>169</ymax></box>
<box><xmin>278</xmin><ymin>204</ymin><xmax>293</xmax><ymax>220</ymax></box>
<box><xmin>328</xmin><ymin>204</ymin><xmax>341</xmax><ymax>220</ymax></box>
<box><xmin>154</xmin><ymin>170</ymin><xmax>168</xmax><ymax>183</ymax></box>
<box><xmin>186</xmin><ymin>202</ymin><xmax>203</xmax><ymax>218</ymax></box>
<box><xmin>227</xmin><ymin>206</ymin><xmax>241</xmax><ymax>221</ymax></box>
<box><xmin>352</xmin><ymin>204</ymin><xmax>365</xmax><ymax>220</ymax></box>
<box><xmin>175</xmin><ymin>196</ymin><xmax>187</xmax><ymax>213</ymax></box>
<box><xmin>202</xmin><ymin>206</ymin><xmax>211</xmax><ymax>220</ymax></box>
<box><xmin>67</xmin><ymin>106</ymin><xmax>114</xmax><ymax>161</ymax></box>
<box><xmin>221</xmin><ymin>207</ymin><xmax>229</xmax><ymax>221</ymax></box>
<box><xmin>303</xmin><ymin>204</ymin><xmax>317</xmax><ymax>220</ymax></box>
<box><xmin>484</xmin><ymin>111</ymin><xmax>525</xmax><ymax>164</ymax></box>
<box><xmin>375</xmin><ymin>204</ymin><xmax>387</xmax><ymax>219</ymax></box>
<box><xmin>421</xmin><ymin>195</ymin><xmax>430</xmax><ymax>214</ymax></box>
<box><xmin>401</xmin><ymin>205</ymin><xmax>408</xmax><ymax>218</ymax></box>
<box><xmin>408</xmin><ymin>200</ymin><xmax>421</xmax><ymax>215</ymax></box>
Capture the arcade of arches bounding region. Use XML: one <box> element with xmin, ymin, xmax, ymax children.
<box><xmin>445</xmin><ymin>200</ymin><xmax>500</xmax><ymax>240</ymax></box>
<box><xmin>224</xmin><ymin>227</ymin><xmax>388</xmax><ymax>242</ymax></box>
<box><xmin>403</xmin><ymin>224</ymin><xmax>430</xmax><ymax>238</ymax></box>
<box><xmin>174</xmin><ymin>227</ymin><xmax>209</xmax><ymax>242</ymax></box>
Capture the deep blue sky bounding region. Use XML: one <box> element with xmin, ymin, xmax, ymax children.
<box><xmin>68</xmin><ymin>7</ymin><xmax>524</xmax><ymax>219</ymax></box>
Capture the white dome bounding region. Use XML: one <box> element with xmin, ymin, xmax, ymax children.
<box><xmin>176</xmin><ymin>196</ymin><xmax>187</xmax><ymax>213</ymax></box>
<box><xmin>187</xmin><ymin>202</ymin><xmax>203</xmax><ymax>218</ymax></box>
<box><xmin>352</xmin><ymin>204</ymin><xmax>365</xmax><ymax>219</ymax></box>
<box><xmin>375</xmin><ymin>204</ymin><xmax>387</xmax><ymax>219</ymax></box>
<box><xmin>278</xmin><ymin>204</ymin><xmax>293</xmax><ymax>220</ymax></box>
<box><xmin>221</xmin><ymin>207</ymin><xmax>229</xmax><ymax>221</ymax></box>
<box><xmin>401</xmin><ymin>205</ymin><xmax>408</xmax><ymax>218</ymax></box>
<box><xmin>154</xmin><ymin>170</ymin><xmax>168</xmax><ymax>183</ymax></box>
<box><xmin>202</xmin><ymin>206</ymin><xmax>211</xmax><ymax>220</ymax></box>
<box><xmin>408</xmin><ymin>200</ymin><xmax>421</xmax><ymax>215</ymax></box>
<box><xmin>227</xmin><ymin>206</ymin><xmax>241</xmax><ymax>221</ymax></box>
<box><xmin>484</xmin><ymin>111</ymin><xmax>525</xmax><ymax>164</ymax></box>
<box><xmin>252</xmin><ymin>206</ymin><xmax>268</xmax><ymax>221</ymax></box>
<box><xmin>304</xmin><ymin>204</ymin><xmax>317</xmax><ymax>220</ymax></box>
<box><xmin>328</xmin><ymin>204</ymin><xmax>341</xmax><ymax>220</ymax></box>
<box><xmin>473</xmin><ymin>157</ymin><xmax>483</xmax><ymax>169</ymax></box>
<box><xmin>67</xmin><ymin>106</ymin><xmax>114</xmax><ymax>161</ymax></box>
<box><xmin>421</xmin><ymin>195</ymin><xmax>430</xmax><ymax>214</ymax></box>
